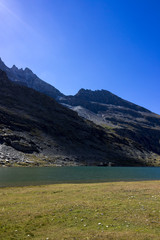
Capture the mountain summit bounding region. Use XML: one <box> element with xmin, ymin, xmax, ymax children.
<box><xmin>0</xmin><ymin>58</ymin><xmax>63</xmax><ymax>99</ymax></box>
<box><xmin>63</xmin><ymin>88</ymin><xmax>150</xmax><ymax>113</ymax></box>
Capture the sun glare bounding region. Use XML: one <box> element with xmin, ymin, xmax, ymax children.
<box><xmin>0</xmin><ymin>0</ymin><xmax>8</xmax><ymax>10</ymax></box>
<box><xmin>0</xmin><ymin>0</ymin><xmax>5</xmax><ymax>11</ymax></box>
<box><xmin>0</xmin><ymin>0</ymin><xmax>34</xmax><ymax>35</ymax></box>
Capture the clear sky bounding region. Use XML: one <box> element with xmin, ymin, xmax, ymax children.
<box><xmin>0</xmin><ymin>0</ymin><xmax>160</xmax><ymax>113</ymax></box>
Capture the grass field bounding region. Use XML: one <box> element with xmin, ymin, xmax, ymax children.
<box><xmin>0</xmin><ymin>181</ymin><xmax>160</xmax><ymax>240</ymax></box>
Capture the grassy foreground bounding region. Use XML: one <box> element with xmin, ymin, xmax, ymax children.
<box><xmin>0</xmin><ymin>181</ymin><xmax>160</xmax><ymax>240</ymax></box>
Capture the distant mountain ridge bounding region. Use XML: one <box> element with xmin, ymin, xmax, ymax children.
<box><xmin>59</xmin><ymin>89</ymin><xmax>160</xmax><ymax>159</ymax></box>
<box><xmin>0</xmin><ymin>58</ymin><xmax>63</xmax><ymax>99</ymax></box>
<box><xmin>60</xmin><ymin>88</ymin><xmax>150</xmax><ymax>113</ymax></box>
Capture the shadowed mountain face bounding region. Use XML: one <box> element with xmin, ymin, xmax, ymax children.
<box><xmin>0</xmin><ymin>58</ymin><xmax>63</xmax><ymax>100</ymax></box>
<box><xmin>0</xmin><ymin>69</ymin><xmax>159</xmax><ymax>166</ymax></box>
<box><xmin>58</xmin><ymin>89</ymin><xmax>160</xmax><ymax>161</ymax></box>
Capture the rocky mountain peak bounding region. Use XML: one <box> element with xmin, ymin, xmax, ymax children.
<box><xmin>0</xmin><ymin>57</ymin><xmax>64</xmax><ymax>99</ymax></box>
<box><xmin>11</xmin><ymin>65</ymin><xmax>19</xmax><ymax>71</ymax></box>
<box><xmin>75</xmin><ymin>88</ymin><xmax>118</xmax><ymax>103</ymax></box>
<box><xmin>76</xmin><ymin>88</ymin><xmax>111</xmax><ymax>98</ymax></box>
<box><xmin>76</xmin><ymin>88</ymin><xmax>92</xmax><ymax>96</ymax></box>
<box><xmin>24</xmin><ymin>67</ymin><xmax>33</xmax><ymax>74</ymax></box>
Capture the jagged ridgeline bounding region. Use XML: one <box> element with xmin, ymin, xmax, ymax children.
<box><xmin>0</xmin><ymin>58</ymin><xmax>63</xmax><ymax>100</ymax></box>
<box><xmin>0</xmin><ymin>58</ymin><xmax>160</xmax><ymax>166</ymax></box>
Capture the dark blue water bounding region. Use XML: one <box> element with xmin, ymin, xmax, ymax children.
<box><xmin>0</xmin><ymin>167</ymin><xmax>160</xmax><ymax>187</ymax></box>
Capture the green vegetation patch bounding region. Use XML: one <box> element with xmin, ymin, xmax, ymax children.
<box><xmin>0</xmin><ymin>181</ymin><xmax>160</xmax><ymax>239</ymax></box>
<box><xmin>100</xmin><ymin>124</ymin><xmax>115</xmax><ymax>133</ymax></box>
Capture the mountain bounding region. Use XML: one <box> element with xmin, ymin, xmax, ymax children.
<box><xmin>0</xmin><ymin>69</ymin><xmax>159</xmax><ymax>166</ymax></box>
<box><xmin>0</xmin><ymin>57</ymin><xmax>160</xmax><ymax>166</ymax></box>
<box><xmin>58</xmin><ymin>89</ymin><xmax>160</xmax><ymax>163</ymax></box>
<box><xmin>0</xmin><ymin>58</ymin><xmax>63</xmax><ymax>100</ymax></box>
<box><xmin>59</xmin><ymin>88</ymin><xmax>150</xmax><ymax>113</ymax></box>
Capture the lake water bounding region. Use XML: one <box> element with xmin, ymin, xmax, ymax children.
<box><xmin>0</xmin><ymin>167</ymin><xmax>160</xmax><ymax>187</ymax></box>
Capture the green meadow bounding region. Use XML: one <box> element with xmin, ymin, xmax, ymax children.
<box><xmin>0</xmin><ymin>181</ymin><xmax>160</xmax><ymax>240</ymax></box>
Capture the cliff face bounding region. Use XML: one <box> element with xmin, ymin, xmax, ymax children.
<box><xmin>0</xmin><ymin>69</ymin><xmax>159</xmax><ymax>166</ymax></box>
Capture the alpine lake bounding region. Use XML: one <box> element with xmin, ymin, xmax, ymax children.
<box><xmin>0</xmin><ymin>166</ymin><xmax>160</xmax><ymax>187</ymax></box>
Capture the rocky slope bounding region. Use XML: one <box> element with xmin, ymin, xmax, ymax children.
<box><xmin>0</xmin><ymin>58</ymin><xmax>63</xmax><ymax>100</ymax></box>
<box><xmin>0</xmin><ymin>70</ymin><xmax>159</xmax><ymax>166</ymax></box>
<box><xmin>59</xmin><ymin>89</ymin><xmax>160</xmax><ymax>164</ymax></box>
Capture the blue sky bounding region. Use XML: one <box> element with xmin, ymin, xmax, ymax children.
<box><xmin>0</xmin><ymin>0</ymin><xmax>160</xmax><ymax>113</ymax></box>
